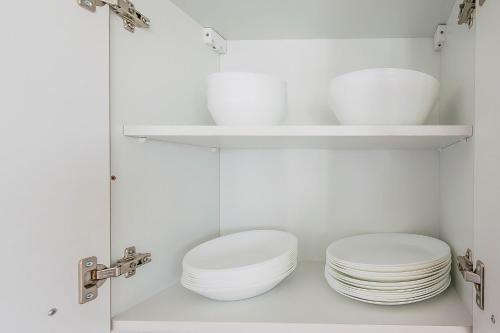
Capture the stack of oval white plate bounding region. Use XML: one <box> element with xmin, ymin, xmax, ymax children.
<box><xmin>324</xmin><ymin>233</ymin><xmax>452</xmax><ymax>305</ymax></box>
<box><xmin>182</xmin><ymin>230</ymin><xmax>298</xmax><ymax>301</ymax></box>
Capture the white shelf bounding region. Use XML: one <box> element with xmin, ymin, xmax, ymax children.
<box><xmin>112</xmin><ymin>262</ymin><xmax>472</xmax><ymax>333</ymax></box>
<box><xmin>123</xmin><ymin>125</ymin><xmax>472</xmax><ymax>150</ymax></box>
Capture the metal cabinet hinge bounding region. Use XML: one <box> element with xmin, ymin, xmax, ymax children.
<box><xmin>78</xmin><ymin>246</ymin><xmax>151</xmax><ymax>304</ymax></box>
<box><xmin>457</xmin><ymin>249</ymin><xmax>485</xmax><ymax>310</ymax></box>
<box><xmin>77</xmin><ymin>0</ymin><xmax>150</xmax><ymax>33</ymax></box>
<box><xmin>458</xmin><ymin>0</ymin><xmax>487</xmax><ymax>28</ymax></box>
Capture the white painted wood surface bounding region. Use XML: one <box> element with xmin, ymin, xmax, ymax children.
<box><xmin>110</xmin><ymin>0</ymin><xmax>220</xmax><ymax>315</ymax></box>
<box><xmin>438</xmin><ymin>0</ymin><xmax>476</xmax><ymax>314</ymax></box>
<box><xmin>221</xmin><ymin>38</ymin><xmax>441</xmax><ymax>125</ymax></box>
<box><xmin>474</xmin><ymin>1</ymin><xmax>500</xmax><ymax>332</ymax></box>
<box><xmin>170</xmin><ymin>0</ymin><xmax>456</xmax><ymax>39</ymax></box>
<box><xmin>220</xmin><ymin>150</ymin><xmax>440</xmax><ymax>261</ymax></box>
<box><xmin>0</xmin><ymin>1</ymin><xmax>110</xmax><ymax>333</ymax></box>
<box><xmin>112</xmin><ymin>262</ymin><xmax>471</xmax><ymax>333</ymax></box>
<box><xmin>123</xmin><ymin>125</ymin><xmax>472</xmax><ymax>149</ymax></box>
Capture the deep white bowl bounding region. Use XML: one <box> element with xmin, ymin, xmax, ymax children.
<box><xmin>207</xmin><ymin>72</ymin><xmax>287</xmax><ymax>126</ymax></box>
<box><xmin>328</xmin><ymin>68</ymin><xmax>440</xmax><ymax>125</ymax></box>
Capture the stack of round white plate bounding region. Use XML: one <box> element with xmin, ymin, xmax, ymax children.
<box><xmin>182</xmin><ymin>230</ymin><xmax>298</xmax><ymax>301</ymax></box>
<box><xmin>324</xmin><ymin>233</ymin><xmax>452</xmax><ymax>305</ymax></box>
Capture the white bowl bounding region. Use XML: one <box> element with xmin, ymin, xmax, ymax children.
<box><xmin>328</xmin><ymin>68</ymin><xmax>439</xmax><ymax>125</ymax></box>
<box><xmin>184</xmin><ymin>263</ymin><xmax>297</xmax><ymax>301</ymax></box>
<box><xmin>207</xmin><ymin>72</ymin><xmax>287</xmax><ymax>126</ymax></box>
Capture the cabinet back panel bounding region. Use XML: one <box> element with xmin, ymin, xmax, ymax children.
<box><xmin>220</xmin><ymin>150</ymin><xmax>439</xmax><ymax>261</ymax></box>
<box><xmin>221</xmin><ymin>38</ymin><xmax>440</xmax><ymax>125</ymax></box>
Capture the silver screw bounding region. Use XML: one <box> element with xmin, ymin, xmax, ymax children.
<box><xmin>85</xmin><ymin>261</ymin><xmax>94</xmax><ymax>268</ymax></box>
<box><xmin>491</xmin><ymin>314</ymin><xmax>496</xmax><ymax>324</ymax></box>
<box><xmin>86</xmin><ymin>293</ymin><xmax>95</xmax><ymax>300</ymax></box>
<box><xmin>48</xmin><ymin>308</ymin><xmax>57</xmax><ymax>316</ymax></box>
<box><xmin>83</xmin><ymin>0</ymin><xmax>93</xmax><ymax>7</ymax></box>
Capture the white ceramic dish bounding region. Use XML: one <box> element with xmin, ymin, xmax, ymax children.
<box><xmin>182</xmin><ymin>250</ymin><xmax>297</xmax><ymax>280</ymax></box>
<box><xmin>184</xmin><ymin>263</ymin><xmax>297</xmax><ymax>301</ymax></box>
<box><xmin>329</xmin><ymin>261</ymin><xmax>451</xmax><ymax>283</ymax></box>
<box><xmin>325</xmin><ymin>264</ymin><xmax>451</xmax><ymax>291</ymax></box>
<box><xmin>327</xmin><ymin>258</ymin><xmax>451</xmax><ymax>280</ymax></box>
<box><xmin>182</xmin><ymin>255</ymin><xmax>297</xmax><ymax>287</ymax></box>
<box><xmin>327</xmin><ymin>253</ymin><xmax>451</xmax><ymax>273</ymax></box>
<box><xmin>325</xmin><ymin>271</ymin><xmax>451</xmax><ymax>305</ymax></box>
<box><xmin>327</xmin><ymin>271</ymin><xmax>451</xmax><ymax>300</ymax></box>
<box><xmin>326</xmin><ymin>233</ymin><xmax>450</xmax><ymax>271</ymax></box>
<box><xmin>183</xmin><ymin>230</ymin><xmax>297</xmax><ymax>273</ymax></box>
<box><xmin>332</xmin><ymin>274</ymin><xmax>451</xmax><ymax>306</ymax></box>
<box><xmin>181</xmin><ymin>230</ymin><xmax>297</xmax><ymax>301</ymax></box>
<box><xmin>207</xmin><ymin>72</ymin><xmax>287</xmax><ymax>126</ymax></box>
<box><xmin>328</xmin><ymin>68</ymin><xmax>439</xmax><ymax>125</ymax></box>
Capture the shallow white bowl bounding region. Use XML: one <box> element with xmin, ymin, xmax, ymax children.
<box><xmin>328</xmin><ymin>68</ymin><xmax>439</xmax><ymax>125</ymax></box>
<box><xmin>184</xmin><ymin>263</ymin><xmax>297</xmax><ymax>301</ymax></box>
<box><xmin>183</xmin><ymin>230</ymin><xmax>297</xmax><ymax>273</ymax></box>
<box><xmin>207</xmin><ymin>72</ymin><xmax>287</xmax><ymax>126</ymax></box>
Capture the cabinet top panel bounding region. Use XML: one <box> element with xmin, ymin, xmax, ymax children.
<box><xmin>170</xmin><ymin>0</ymin><xmax>456</xmax><ymax>39</ymax></box>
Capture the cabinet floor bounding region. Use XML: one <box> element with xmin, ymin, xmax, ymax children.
<box><xmin>112</xmin><ymin>261</ymin><xmax>472</xmax><ymax>333</ymax></box>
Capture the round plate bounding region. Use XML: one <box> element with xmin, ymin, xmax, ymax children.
<box><xmin>325</xmin><ymin>264</ymin><xmax>451</xmax><ymax>291</ymax></box>
<box><xmin>327</xmin><ymin>258</ymin><xmax>451</xmax><ymax>281</ymax></box>
<box><xmin>328</xmin><ymin>261</ymin><xmax>451</xmax><ymax>282</ymax></box>
<box><xmin>325</xmin><ymin>270</ymin><xmax>451</xmax><ymax>305</ymax></box>
<box><xmin>326</xmin><ymin>233</ymin><xmax>450</xmax><ymax>271</ymax></box>
<box><xmin>328</xmin><ymin>273</ymin><xmax>450</xmax><ymax>300</ymax></box>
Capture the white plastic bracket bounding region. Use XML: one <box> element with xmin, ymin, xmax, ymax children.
<box><xmin>434</xmin><ymin>25</ymin><xmax>447</xmax><ymax>51</ymax></box>
<box><xmin>203</xmin><ymin>28</ymin><xmax>227</xmax><ymax>54</ymax></box>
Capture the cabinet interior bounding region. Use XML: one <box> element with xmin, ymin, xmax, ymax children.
<box><xmin>109</xmin><ymin>0</ymin><xmax>475</xmax><ymax>331</ymax></box>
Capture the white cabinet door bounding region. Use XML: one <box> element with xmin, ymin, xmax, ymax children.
<box><xmin>475</xmin><ymin>0</ymin><xmax>500</xmax><ymax>332</ymax></box>
<box><xmin>0</xmin><ymin>2</ymin><xmax>110</xmax><ymax>333</ymax></box>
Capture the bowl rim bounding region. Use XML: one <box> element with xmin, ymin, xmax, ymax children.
<box><xmin>207</xmin><ymin>71</ymin><xmax>286</xmax><ymax>84</ymax></box>
<box><xmin>330</xmin><ymin>67</ymin><xmax>439</xmax><ymax>85</ymax></box>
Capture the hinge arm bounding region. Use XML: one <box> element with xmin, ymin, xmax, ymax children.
<box><xmin>457</xmin><ymin>248</ymin><xmax>485</xmax><ymax>310</ymax></box>
<box><xmin>78</xmin><ymin>0</ymin><xmax>150</xmax><ymax>33</ymax></box>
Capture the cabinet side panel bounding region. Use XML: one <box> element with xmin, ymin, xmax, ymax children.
<box><xmin>110</xmin><ymin>0</ymin><xmax>219</xmax><ymax>315</ymax></box>
<box><xmin>438</xmin><ymin>0</ymin><xmax>475</xmax><ymax>314</ymax></box>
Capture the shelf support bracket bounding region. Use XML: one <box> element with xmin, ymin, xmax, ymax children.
<box><xmin>204</xmin><ymin>28</ymin><xmax>227</xmax><ymax>54</ymax></box>
<box><xmin>434</xmin><ymin>25</ymin><xmax>447</xmax><ymax>51</ymax></box>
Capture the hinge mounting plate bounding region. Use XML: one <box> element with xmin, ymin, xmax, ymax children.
<box><xmin>77</xmin><ymin>0</ymin><xmax>150</xmax><ymax>33</ymax></box>
<box><xmin>457</xmin><ymin>248</ymin><xmax>485</xmax><ymax>310</ymax></box>
<box><xmin>78</xmin><ymin>246</ymin><xmax>151</xmax><ymax>304</ymax></box>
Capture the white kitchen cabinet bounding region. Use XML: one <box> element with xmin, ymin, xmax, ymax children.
<box><xmin>2</xmin><ymin>1</ymin><xmax>499</xmax><ymax>333</ymax></box>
